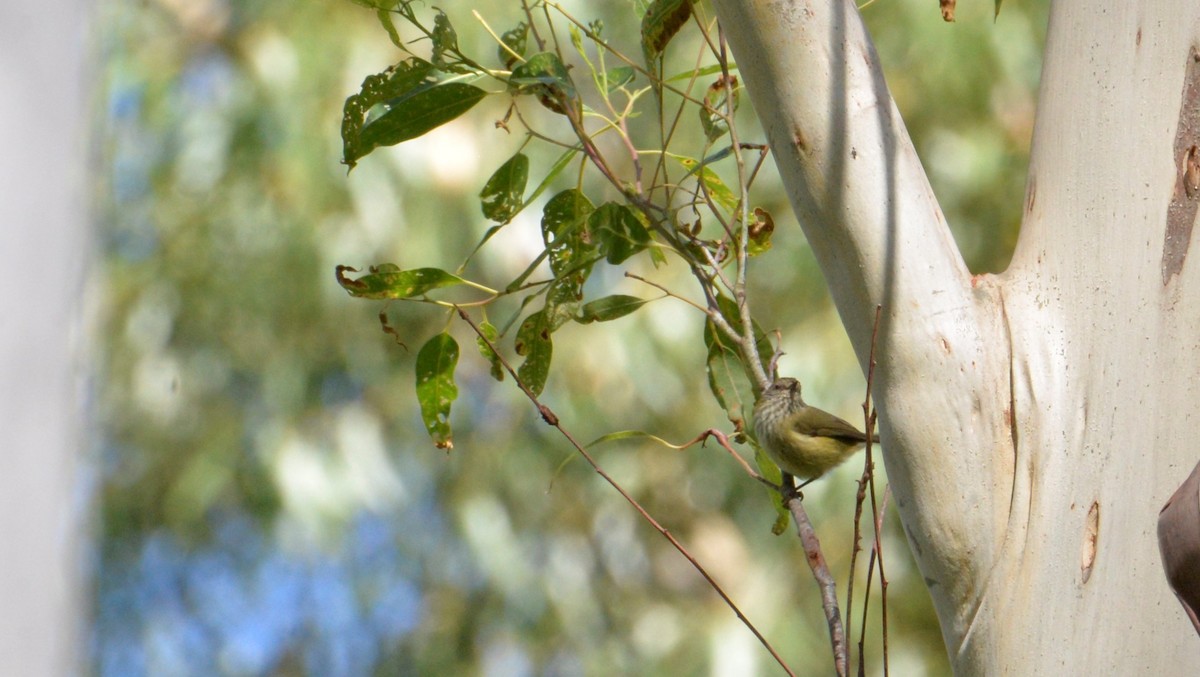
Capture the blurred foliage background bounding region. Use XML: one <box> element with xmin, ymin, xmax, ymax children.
<box><xmin>93</xmin><ymin>0</ymin><xmax>1043</xmax><ymax>674</ymax></box>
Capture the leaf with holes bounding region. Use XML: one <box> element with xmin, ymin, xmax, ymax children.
<box><xmin>431</xmin><ymin>10</ymin><xmax>460</xmax><ymax>69</ymax></box>
<box><xmin>416</xmin><ymin>333</ymin><xmax>459</xmax><ymax>449</ymax></box>
<box><xmin>335</xmin><ymin>265</ymin><xmax>466</xmax><ymax>299</ymax></box>
<box><xmin>542</xmin><ymin>189</ymin><xmax>596</xmax><ymax>275</ymax></box>
<box><xmin>480</xmin><ymin>153</ymin><xmax>529</xmax><ymax>222</ymax></box>
<box><xmin>544</xmin><ymin>276</ymin><xmax>588</xmax><ymax>331</ymax></box>
<box><xmin>342</xmin><ymin>59</ymin><xmax>436</xmax><ymax>169</ymax></box>
<box><xmin>510</xmin><ymin>52</ymin><xmax>576</xmax><ymax>114</ymax></box>
<box><xmin>589</xmin><ymin>202</ymin><xmax>650</xmax><ymax>264</ymax></box>
<box><xmin>497</xmin><ymin>22</ymin><xmax>529</xmax><ymax>69</ymax></box>
<box><xmin>514</xmin><ymin>310</ymin><xmax>553</xmax><ymax>396</ymax></box>
<box><xmin>343</xmin><ymin>61</ymin><xmax>487</xmax><ymax>169</ymax></box>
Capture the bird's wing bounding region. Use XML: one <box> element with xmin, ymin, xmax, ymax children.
<box><xmin>793</xmin><ymin>407</ymin><xmax>870</xmax><ymax>442</ymax></box>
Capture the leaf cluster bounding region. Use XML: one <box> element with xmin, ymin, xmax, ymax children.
<box><xmin>335</xmin><ymin>0</ymin><xmax>783</xmax><ymax>506</ymax></box>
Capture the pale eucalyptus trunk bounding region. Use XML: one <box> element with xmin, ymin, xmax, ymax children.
<box><xmin>709</xmin><ymin>0</ymin><xmax>1200</xmax><ymax>672</ymax></box>
<box><xmin>0</xmin><ymin>0</ymin><xmax>89</xmax><ymax>674</ymax></box>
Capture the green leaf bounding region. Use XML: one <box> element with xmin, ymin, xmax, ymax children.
<box><xmin>576</xmin><ymin>295</ymin><xmax>647</xmax><ymax>323</ymax></box>
<box><xmin>514</xmin><ymin>310</ymin><xmax>553</xmax><ymax>396</ymax></box>
<box><xmin>583</xmin><ymin>429</ymin><xmax>682</xmax><ymax>449</ymax></box>
<box><xmin>752</xmin><ymin>444</ymin><xmax>790</xmax><ymax>535</ymax></box>
<box><xmin>666</xmin><ymin>63</ymin><xmax>738</xmax><ymax>82</ymax></box>
<box><xmin>466</xmin><ymin>149</ymin><xmax>577</xmax><ymax>260</ymax></box>
<box><xmin>342</xmin><ymin>59</ymin><xmax>436</xmax><ymax>169</ymax></box>
<box><xmin>569</xmin><ymin>24</ymin><xmax>587</xmax><ymax>61</ymax></box>
<box><xmin>541</xmin><ymin>192</ymin><xmax>599</xmax><ymax>331</ymax></box>
<box><xmin>589</xmin><ymin>202</ymin><xmax>651</xmax><ymax>264</ymax></box>
<box><xmin>699</xmin><ymin>74</ymin><xmax>739</xmax><ymax>141</ymax></box>
<box><xmin>479</xmin><ymin>153</ymin><xmax>529</xmax><ymax>222</ymax></box>
<box><xmin>641</xmin><ymin>0</ymin><xmax>692</xmax><ymax>66</ymax></box>
<box><xmin>703</xmin><ymin>317</ymin><xmax>749</xmax><ymax>423</ymax></box>
<box><xmin>649</xmin><ymin>247</ymin><xmax>668</xmax><ymax>267</ymax></box>
<box><xmin>527</xmin><ymin>148</ymin><xmax>579</xmax><ymax>206</ymax></box>
<box><xmin>677</xmin><ymin>157</ymin><xmax>738</xmax><ymax>213</ymax></box>
<box><xmin>341</xmin><ymin>56</ymin><xmax>487</xmax><ymax>169</ymax></box>
<box><xmin>475</xmin><ymin>320</ymin><xmax>504</xmax><ymax>381</ymax></box>
<box><xmin>544</xmin><ymin>278</ymin><xmax>583</xmax><ymax>332</ymax></box>
<box><xmin>353</xmin><ymin>83</ymin><xmax>487</xmax><ymax>165</ymax></box>
<box><xmin>431</xmin><ymin>10</ymin><xmax>459</xmax><ymax>69</ymax></box>
<box><xmin>335</xmin><ymin>265</ymin><xmax>466</xmax><ymax>299</ymax></box>
<box><xmin>702</xmin><ymin>291</ymin><xmax>773</xmax><ymax>427</ymax></box>
<box><xmin>510</xmin><ymin>52</ymin><xmax>576</xmax><ymax>114</ymax></box>
<box><xmin>605</xmin><ymin>66</ymin><xmax>635</xmax><ymax>92</ymax></box>
<box><xmin>509</xmin><ymin>52</ymin><xmax>576</xmax><ymax>97</ymax></box>
<box><xmin>714</xmin><ymin>291</ymin><xmax>773</xmax><ymax>368</ymax></box>
<box><xmin>541</xmin><ymin>189</ymin><xmax>596</xmax><ymax>275</ymax></box>
<box><xmin>416</xmin><ymin>333</ymin><xmax>459</xmax><ymax>449</ymax></box>
<box><xmin>376</xmin><ymin>9</ymin><xmax>403</xmax><ymax>48</ymax></box>
<box><xmin>497</xmin><ymin>22</ymin><xmax>528</xmax><ymax>69</ymax></box>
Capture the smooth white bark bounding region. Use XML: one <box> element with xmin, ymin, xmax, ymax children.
<box><xmin>0</xmin><ymin>0</ymin><xmax>89</xmax><ymax>674</ymax></box>
<box><xmin>712</xmin><ymin>0</ymin><xmax>1200</xmax><ymax>672</ymax></box>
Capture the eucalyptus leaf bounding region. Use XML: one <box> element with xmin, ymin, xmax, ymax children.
<box><xmin>431</xmin><ymin>11</ymin><xmax>459</xmax><ymax>69</ymax></box>
<box><xmin>576</xmin><ymin>295</ymin><xmax>648</xmax><ymax>323</ymax></box>
<box><xmin>341</xmin><ymin>59</ymin><xmax>436</xmax><ymax>169</ymax></box>
<box><xmin>335</xmin><ymin>265</ymin><xmax>467</xmax><ymax>299</ymax></box>
<box><xmin>641</xmin><ymin>0</ymin><xmax>692</xmax><ymax>66</ymax></box>
<box><xmin>605</xmin><ymin>66</ymin><xmax>635</xmax><ymax>92</ymax></box>
<box><xmin>510</xmin><ymin>52</ymin><xmax>576</xmax><ymax>114</ymax></box>
<box><xmin>416</xmin><ymin>333</ymin><xmax>460</xmax><ymax>449</ymax></box>
<box><xmin>542</xmin><ymin>189</ymin><xmax>596</xmax><ymax>275</ymax></box>
<box><xmin>497</xmin><ymin>22</ymin><xmax>529</xmax><ymax>69</ymax></box>
<box><xmin>351</xmin><ymin>83</ymin><xmax>487</xmax><ymax>165</ymax></box>
<box><xmin>514</xmin><ymin>310</ymin><xmax>553</xmax><ymax>396</ymax></box>
<box><xmin>509</xmin><ymin>52</ymin><xmax>576</xmax><ymax>97</ymax></box>
<box><xmin>479</xmin><ymin>153</ymin><xmax>529</xmax><ymax>222</ymax></box>
<box><xmin>475</xmin><ymin>320</ymin><xmax>504</xmax><ymax>381</ymax></box>
<box><xmin>676</xmin><ymin>157</ymin><xmax>738</xmax><ymax>213</ymax></box>
<box><xmin>544</xmin><ymin>276</ymin><xmax>586</xmax><ymax>331</ymax></box>
<box><xmin>375</xmin><ymin>9</ymin><xmax>403</xmax><ymax>48</ymax></box>
<box><xmin>589</xmin><ymin>202</ymin><xmax>650</xmax><ymax>264</ymax></box>
<box><xmin>699</xmin><ymin>75</ymin><xmax>739</xmax><ymax>142</ymax></box>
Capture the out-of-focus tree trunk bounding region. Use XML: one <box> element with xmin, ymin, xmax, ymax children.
<box><xmin>0</xmin><ymin>0</ymin><xmax>89</xmax><ymax>673</ymax></box>
<box><xmin>710</xmin><ymin>0</ymin><xmax>1200</xmax><ymax>672</ymax></box>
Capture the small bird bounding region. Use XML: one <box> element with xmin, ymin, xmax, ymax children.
<box><xmin>753</xmin><ymin>377</ymin><xmax>879</xmax><ymax>486</ymax></box>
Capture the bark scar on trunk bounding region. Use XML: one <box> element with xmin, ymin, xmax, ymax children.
<box><xmin>1161</xmin><ymin>46</ymin><xmax>1200</xmax><ymax>284</ymax></box>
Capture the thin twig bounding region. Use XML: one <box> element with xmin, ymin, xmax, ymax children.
<box><xmin>875</xmin><ymin>485</ymin><xmax>891</xmax><ymax>676</ymax></box>
<box><xmin>696</xmin><ymin>428</ymin><xmax>780</xmax><ymax>491</ymax></box>
<box><xmin>847</xmin><ymin>304</ymin><xmax>883</xmax><ymax>673</ymax></box>
<box><xmin>624</xmin><ymin>272</ymin><xmax>708</xmax><ymax>314</ymax></box>
<box><xmin>715</xmin><ymin>27</ymin><xmax>769</xmax><ymax>394</ymax></box>
<box><xmin>455</xmin><ymin>306</ymin><xmax>797</xmax><ymax>677</ymax></box>
<box><xmin>858</xmin><ymin>545</ymin><xmax>875</xmax><ymax>677</ymax></box>
<box><xmin>855</xmin><ymin>485</ymin><xmax>891</xmax><ymax>677</ymax></box>
<box><xmin>784</xmin><ymin>491</ymin><xmax>848</xmax><ymax>677</ymax></box>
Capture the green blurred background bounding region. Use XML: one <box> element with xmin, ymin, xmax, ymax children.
<box><xmin>93</xmin><ymin>0</ymin><xmax>1042</xmax><ymax>674</ymax></box>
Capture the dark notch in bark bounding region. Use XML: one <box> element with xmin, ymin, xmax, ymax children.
<box><xmin>1161</xmin><ymin>47</ymin><xmax>1200</xmax><ymax>284</ymax></box>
